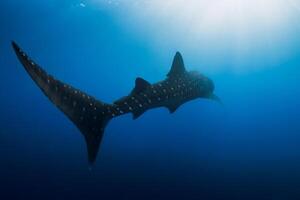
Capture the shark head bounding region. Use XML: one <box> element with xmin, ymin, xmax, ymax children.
<box><xmin>185</xmin><ymin>70</ymin><xmax>220</xmax><ymax>104</ymax></box>
<box><xmin>188</xmin><ymin>71</ymin><xmax>214</xmax><ymax>94</ymax></box>
<box><xmin>168</xmin><ymin>52</ymin><xmax>221</xmax><ymax>104</ymax></box>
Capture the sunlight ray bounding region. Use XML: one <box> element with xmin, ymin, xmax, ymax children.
<box><xmin>91</xmin><ymin>0</ymin><xmax>295</xmax><ymax>72</ymax></box>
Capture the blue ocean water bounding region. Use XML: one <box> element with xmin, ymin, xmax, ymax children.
<box><xmin>2</xmin><ymin>1</ymin><xmax>300</xmax><ymax>199</ymax></box>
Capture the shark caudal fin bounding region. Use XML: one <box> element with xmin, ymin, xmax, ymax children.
<box><xmin>12</xmin><ymin>41</ymin><xmax>112</xmax><ymax>164</ymax></box>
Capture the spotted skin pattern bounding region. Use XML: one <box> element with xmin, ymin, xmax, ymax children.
<box><xmin>12</xmin><ymin>42</ymin><xmax>217</xmax><ymax>164</ymax></box>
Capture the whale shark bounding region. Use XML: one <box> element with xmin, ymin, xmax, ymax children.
<box><xmin>12</xmin><ymin>41</ymin><xmax>219</xmax><ymax>164</ymax></box>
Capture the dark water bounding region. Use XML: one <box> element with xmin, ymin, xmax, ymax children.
<box><xmin>2</xmin><ymin>1</ymin><xmax>300</xmax><ymax>199</ymax></box>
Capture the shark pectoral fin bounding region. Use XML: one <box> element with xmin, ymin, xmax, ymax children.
<box><xmin>166</xmin><ymin>103</ymin><xmax>181</xmax><ymax>114</ymax></box>
<box><xmin>208</xmin><ymin>93</ymin><xmax>222</xmax><ymax>105</ymax></box>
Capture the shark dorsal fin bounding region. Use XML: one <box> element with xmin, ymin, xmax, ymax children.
<box><xmin>167</xmin><ymin>52</ymin><xmax>186</xmax><ymax>77</ymax></box>
<box><xmin>132</xmin><ymin>77</ymin><xmax>151</xmax><ymax>94</ymax></box>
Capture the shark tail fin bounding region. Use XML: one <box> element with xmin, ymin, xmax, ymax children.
<box><xmin>12</xmin><ymin>41</ymin><xmax>113</xmax><ymax>164</ymax></box>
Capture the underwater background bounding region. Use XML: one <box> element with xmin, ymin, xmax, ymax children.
<box><xmin>2</xmin><ymin>0</ymin><xmax>300</xmax><ymax>199</ymax></box>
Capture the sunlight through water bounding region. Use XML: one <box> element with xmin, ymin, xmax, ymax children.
<box><xmin>91</xmin><ymin>0</ymin><xmax>298</xmax><ymax>73</ymax></box>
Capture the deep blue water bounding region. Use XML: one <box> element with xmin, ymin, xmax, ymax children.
<box><xmin>2</xmin><ymin>1</ymin><xmax>300</xmax><ymax>199</ymax></box>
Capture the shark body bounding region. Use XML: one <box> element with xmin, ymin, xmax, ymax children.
<box><xmin>12</xmin><ymin>42</ymin><xmax>219</xmax><ymax>164</ymax></box>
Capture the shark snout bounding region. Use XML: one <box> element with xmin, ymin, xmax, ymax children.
<box><xmin>207</xmin><ymin>78</ymin><xmax>215</xmax><ymax>93</ymax></box>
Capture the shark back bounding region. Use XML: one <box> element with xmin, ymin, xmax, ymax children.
<box><xmin>112</xmin><ymin>52</ymin><xmax>201</xmax><ymax>118</ymax></box>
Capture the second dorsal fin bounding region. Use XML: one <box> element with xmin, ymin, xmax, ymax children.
<box><xmin>167</xmin><ymin>52</ymin><xmax>186</xmax><ymax>77</ymax></box>
<box><xmin>132</xmin><ymin>77</ymin><xmax>151</xmax><ymax>94</ymax></box>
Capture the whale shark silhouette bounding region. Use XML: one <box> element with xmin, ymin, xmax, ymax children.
<box><xmin>12</xmin><ymin>41</ymin><xmax>220</xmax><ymax>164</ymax></box>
